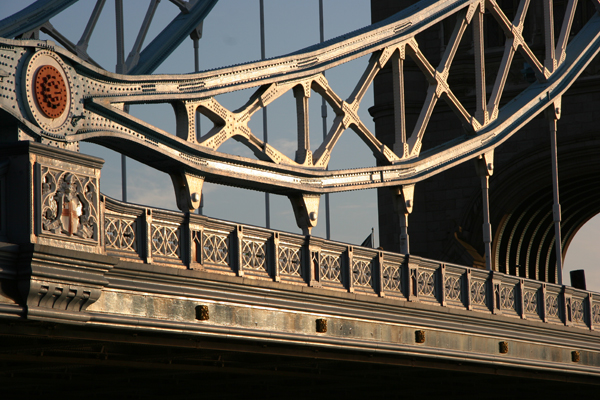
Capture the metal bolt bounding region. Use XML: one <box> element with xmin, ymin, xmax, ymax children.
<box><xmin>191</xmin><ymin>192</ymin><xmax>201</xmax><ymax>202</ymax></box>
<box><xmin>316</xmin><ymin>318</ymin><xmax>327</xmax><ymax>333</ymax></box>
<box><xmin>195</xmin><ymin>305</ymin><xmax>209</xmax><ymax>321</ymax></box>
<box><xmin>309</xmin><ymin>211</ymin><xmax>318</xmax><ymax>221</ymax></box>
<box><xmin>415</xmin><ymin>330</ymin><xmax>425</xmax><ymax>343</ymax></box>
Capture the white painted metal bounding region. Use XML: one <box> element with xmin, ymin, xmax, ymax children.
<box><xmin>319</xmin><ymin>0</ymin><xmax>331</xmax><ymax>240</ymax></box>
<box><xmin>260</xmin><ymin>0</ymin><xmax>271</xmax><ymax>229</ymax></box>
<box><xmin>550</xmin><ymin>106</ymin><xmax>563</xmax><ymax>285</ymax></box>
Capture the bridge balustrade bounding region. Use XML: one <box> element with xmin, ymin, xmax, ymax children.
<box><xmin>103</xmin><ymin>193</ymin><xmax>599</xmax><ymax>331</ymax></box>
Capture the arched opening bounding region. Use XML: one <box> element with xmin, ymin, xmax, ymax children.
<box><xmin>458</xmin><ymin>136</ymin><xmax>600</xmax><ymax>288</ymax></box>
<box><xmin>564</xmin><ymin>214</ymin><xmax>600</xmax><ymax>292</ymax></box>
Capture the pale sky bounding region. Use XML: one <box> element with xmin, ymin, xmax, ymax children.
<box><xmin>1</xmin><ymin>0</ymin><xmax>597</xmax><ymax>291</ymax></box>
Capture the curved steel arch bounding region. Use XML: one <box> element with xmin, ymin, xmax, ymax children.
<box><xmin>2</xmin><ymin>0</ymin><xmax>600</xmax><ymax>237</ymax></box>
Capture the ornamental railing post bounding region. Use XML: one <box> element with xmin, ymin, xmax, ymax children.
<box><xmin>378</xmin><ymin>251</ymin><xmax>385</xmax><ymax>298</ymax></box>
<box><xmin>347</xmin><ymin>246</ymin><xmax>354</xmax><ymax>293</ymax></box>
<box><xmin>541</xmin><ymin>284</ymin><xmax>548</xmax><ymax>323</ymax></box>
<box><xmin>491</xmin><ymin>272</ymin><xmax>501</xmax><ymax>315</ymax></box>
<box><xmin>189</xmin><ymin>216</ymin><xmax>205</xmax><ymax>269</ymax></box>
<box><xmin>183</xmin><ymin>212</ymin><xmax>192</xmax><ymax>269</ymax></box>
<box><xmin>564</xmin><ymin>286</ymin><xmax>573</xmax><ymax>327</ymax></box>
<box><xmin>466</xmin><ymin>268</ymin><xmax>473</xmax><ymax>310</ymax></box>
<box><xmin>518</xmin><ymin>279</ymin><xmax>525</xmax><ymax>319</ymax></box>
<box><xmin>144</xmin><ymin>209</ymin><xmax>153</xmax><ymax>264</ymax></box>
<box><xmin>407</xmin><ymin>256</ymin><xmax>418</xmax><ymax>302</ymax></box>
<box><xmin>589</xmin><ymin>293</ymin><xmax>595</xmax><ymax>331</ymax></box>
<box><xmin>272</xmin><ymin>232</ymin><xmax>280</xmax><ymax>282</ymax></box>
<box><xmin>440</xmin><ymin>264</ymin><xmax>447</xmax><ymax>307</ymax></box>
<box><xmin>307</xmin><ymin>236</ymin><xmax>322</xmax><ymax>288</ymax></box>
<box><xmin>235</xmin><ymin>225</ymin><xmax>244</xmax><ymax>277</ymax></box>
<box><xmin>100</xmin><ymin>194</ymin><xmax>106</xmax><ymax>250</ymax></box>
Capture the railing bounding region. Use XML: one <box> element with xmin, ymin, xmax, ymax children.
<box><xmin>103</xmin><ymin>195</ymin><xmax>599</xmax><ymax>330</ymax></box>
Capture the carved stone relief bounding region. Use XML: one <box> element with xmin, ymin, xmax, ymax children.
<box><xmin>40</xmin><ymin>166</ymin><xmax>98</xmax><ymax>242</ymax></box>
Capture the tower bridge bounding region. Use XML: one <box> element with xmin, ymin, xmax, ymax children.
<box><xmin>0</xmin><ymin>0</ymin><xmax>600</xmax><ymax>397</ymax></box>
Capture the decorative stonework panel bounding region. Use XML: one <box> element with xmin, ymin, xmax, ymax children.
<box><xmin>203</xmin><ymin>231</ymin><xmax>229</xmax><ymax>265</ymax></box>
<box><xmin>279</xmin><ymin>245</ymin><xmax>301</xmax><ymax>276</ymax></box>
<box><xmin>191</xmin><ymin>230</ymin><xmax>202</xmax><ymax>263</ymax></box>
<box><xmin>105</xmin><ymin>216</ymin><xmax>136</xmax><ymax>251</ymax></box>
<box><xmin>352</xmin><ymin>258</ymin><xmax>372</xmax><ymax>287</ymax></box>
<box><xmin>417</xmin><ymin>271</ymin><xmax>435</xmax><ymax>297</ymax></box>
<box><xmin>41</xmin><ymin>167</ymin><xmax>98</xmax><ymax>241</ymax></box>
<box><xmin>470</xmin><ymin>280</ymin><xmax>486</xmax><ymax>305</ymax></box>
<box><xmin>444</xmin><ymin>275</ymin><xmax>461</xmax><ymax>301</ymax></box>
<box><xmin>500</xmin><ymin>286</ymin><xmax>516</xmax><ymax>311</ymax></box>
<box><xmin>593</xmin><ymin>303</ymin><xmax>600</xmax><ymax>325</ymax></box>
<box><xmin>320</xmin><ymin>252</ymin><xmax>342</xmax><ymax>283</ymax></box>
<box><xmin>242</xmin><ymin>239</ymin><xmax>267</xmax><ymax>271</ymax></box>
<box><xmin>151</xmin><ymin>224</ymin><xmax>180</xmax><ymax>257</ymax></box>
<box><xmin>523</xmin><ymin>290</ymin><xmax>538</xmax><ymax>314</ymax></box>
<box><xmin>546</xmin><ymin>294</ymin><xmax>560</xmax><ymax>318</ymax></box>
<box><xmin>572</xmin><ymin>300</ymin><xmax>584</xmax><ymax>323</ymax></box>
<box><xmin>382</xmin><ymin>263</ymin><xmax>401</xmax><ymax>292</ymax></box>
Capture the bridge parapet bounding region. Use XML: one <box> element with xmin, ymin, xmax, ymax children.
<box><xmin>102</xmin><ymin>189</ymin><xmax>598</xmax><ymax>331</ymax></box>
<box><xmin>1</xmin><ymin>140</ymin><xmax>596</xmax><ymax>329</ymax></box>
<box><xmin>0</xmin><ymin>141</ymin><xmax>599</xmax><ymax>377</ymax></box>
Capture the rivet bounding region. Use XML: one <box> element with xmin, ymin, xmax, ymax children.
<box><xmin>316</xmin><ymin>318</ymin><xmax>327</xmax><ymax>333</ymax></box>
<box><xmin>309</xmin><ymin>211</ymin><xmax>318</xmax><ymax>221</ymax></box>
<box><xmin>415</xmin><ymin>330</ymin><xmax>425</xmax><ymax>343</ymax></box>
<box><xmin>499</xmin><ymin>341</ymin><xmax>509</xmax><ymax>354</ymax></box>
<box><xmin>191</xmin><ymin>192</ymin><xmax>201</xmax><ymax>202</ymax></box>
<box><xmin>572</xmin><ymin>351</ymin><xmax>580</xmax><ymax>363</ymax></box>
<box><xmin>195</xmin><ymin>305</ymin><xmax>209</xmax><ymax>321</ymax></box>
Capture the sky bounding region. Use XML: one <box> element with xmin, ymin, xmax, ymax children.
<box><xmin>2</xmin><ymin>0</ymin><xmax>599</xmax><ymax>291</ymax></box>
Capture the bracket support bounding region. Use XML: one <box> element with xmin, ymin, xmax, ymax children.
<box><xmin>170</xmin><ymin>171</ymin><xmax>205</xmax><ymax>212</ymax></box>
<box><xmin>289</xmin><ymin>194</ymin><xmax>320</xmax><ymax>236</ymax></box>
<box><xmin>392</xmin><ymin>184</ymin><xmax>415</xmax><ymax>254</ymax></box>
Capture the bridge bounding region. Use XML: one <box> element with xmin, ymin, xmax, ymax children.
<box><xmin>0</xmin><ymin>0</ymin><xmax>600</xmax><ymax>397</ymax></box>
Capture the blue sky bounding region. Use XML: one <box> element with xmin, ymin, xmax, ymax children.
<box><xmin>2</xmin><ymin>0</ymin><xmax>599</xmax><ymax>290</ymax></box>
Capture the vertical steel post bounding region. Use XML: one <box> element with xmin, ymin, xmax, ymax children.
<box><xmin>319</xmin><ymin>0</ymin><xmax>331</xmax><ymax>240</ymax></box>
<box><xmin>115</xmin><ymin>0</ymin><xmax>127</xmax><ymax>203</ymax></box>
<box><xmin>260</xmin><ymin>0</ymin><xmax>270</xmax><ymax>229</ymax></box>
<box><xmin>399</xmin><ymin>213</ymin><xmax>409</xmax><ymax>254</ymax></box>
<box><xmin>191</xmin><ymin>27</ymin><xmax>204</xmax><ymax>215</ymax></box>
<box><xmin>475</xmin><ymin>153</ymin><xmax>494</xmax><ymax>271</ymax></box>
<box><xmin>481</xmin><ymin>174</ymin><xmax>492</xmax><ymax>271</ymax></box>
<box><xmin>193</xmin><ymin>37</ymin><xmax>199</xmax><ymax>73</ymax></box>
<box><xmin>550</xmin><ymin>115</ymin><xmax>563</xmax><ymax>285</ymax></box>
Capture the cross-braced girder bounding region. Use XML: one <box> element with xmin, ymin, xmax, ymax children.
<box><xmin>1</xmin><ymin>0</ymin><xmax>600</xmax><ymax>236</ymax></box>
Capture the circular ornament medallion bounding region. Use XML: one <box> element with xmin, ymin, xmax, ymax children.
<box><xmin>23</xmin><ymin>50</ymin><xmax>74</xmax><ymax>136</ymax></box>
<box><xmin>34</xmin><ymin>65</ymin><xmax>67</xmax><ymax>118</ymax></box>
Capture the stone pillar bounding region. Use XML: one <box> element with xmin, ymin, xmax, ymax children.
<box><xmin>0</xmin><ymin>141</ymin><xmax>116</xmax><ymax>322</ymax></box>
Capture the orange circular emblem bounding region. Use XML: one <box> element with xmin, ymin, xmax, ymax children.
<box><xmin>34</xmin><ymin>65</ymin><xmax>67</xmax><ymax>118</ymax></box>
